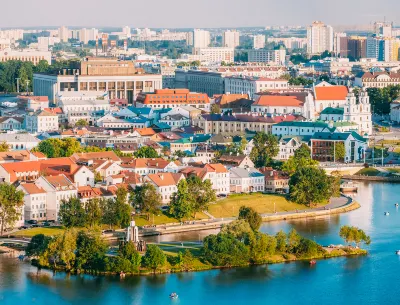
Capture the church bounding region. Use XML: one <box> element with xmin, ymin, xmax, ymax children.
<box><xmin>319</xmin><ymin>87</ymin><xmax>372</xmax><ymax>136</ymax></box>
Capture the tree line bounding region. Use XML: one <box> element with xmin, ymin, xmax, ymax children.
<box><xmin>0</xmin><ymin>59</ymin><xmax>80</xmax><ymax>93</ymax></box>
<box><xmin>26</xmin><ymin>205</ymin><xmax>371</xmax><ymax>275</ymax></box>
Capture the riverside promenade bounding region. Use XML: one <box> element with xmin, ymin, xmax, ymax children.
<box><xmin>139</xmin><ymin>195</ymin><xmax>359</xmax><ymax>237</ymax></box>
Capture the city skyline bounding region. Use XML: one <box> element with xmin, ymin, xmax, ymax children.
<box><xmin>2</xmin><ymin>0</ymin><xmax>400</xmax><ymax>28</ymax></box>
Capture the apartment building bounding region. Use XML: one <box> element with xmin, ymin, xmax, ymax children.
<box><xmin>193</xmin><ymin>47</ymin><xmax>234</xmax><ymax>63</ymax></box>
<box><xmin>0</xmin><ymin>48</ymin><xmax>51</xmax><ymax>65</ymax></box>
<box><xmin>307</xmin><ymin>21</ymin><xmax>334</xmax><ymax>55</ymax></box>
<box><xmin>248</xmin><ymin>49</ymin><xmax>286</xmax><ymax>65</ymax></box>
<box><xmin>25</xmin><ymin>110</ymin><xmax>59</xmax><ymax>133</ymax></box>
<box><xmin>225</xmin><ymin>76</ymin><xmax>289</xmax><ymax>99</ymax></box>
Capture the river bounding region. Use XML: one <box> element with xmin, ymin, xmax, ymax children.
<box><xmin>1</xmin><ymin>181</ymin><xmax>400</xmax><ymax>305</ymax></box>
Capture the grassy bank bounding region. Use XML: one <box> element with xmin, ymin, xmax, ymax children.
<box><xmin>355</xmin><ymin>168</ymin><xmax>381</xmax><ymax>176</ymax></box>
<box><xmin>14</xmin><ymin>227</ymin><xmax>65</xmax><ymax>237</ymax></box>
<box><xmin>208</xmin><ymin>193</ymin><xmax>321</xmax><ymax>218</ymax></box>
<box><xmin>133</xmin><ymin>211</ymin><xmax>209</xmax><ymax>226</ymax></box>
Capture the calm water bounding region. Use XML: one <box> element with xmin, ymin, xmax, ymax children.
<box><xmin>1</xmin><ymin>182</ymin><xmax>400</xmax><ymax>305</ymax></box>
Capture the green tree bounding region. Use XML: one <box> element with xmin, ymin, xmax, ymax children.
<box><xmin>0</xmin><ymin>183</ymin><xmax>24</xmax><ymax>235</ymax></box>
<box><xmin>275</xmin><ymin>230</ymin><xmax>287</xmax><ymax>253</ymax></box>
<box><xmin>187</xmin><ymin>176</ymin><xmax>216</xmax><ymax>218</ymax></box>
<box><xmin>169</xmin><ymin>179</ymin><xmax>193</xmax><ymax>221</ymax></box>
<box><xmin>330</xmin><ymin>142</ymin><xmax>346</xmax><ymax>162</ymax></box>
<box><xmin>26</xmin><ymin>234</ymin><xmax>52</xmax><ymax>257</ymax></box>
<box><xmin>210</xmin><ymin>104</ymin><xmax>221</xmax><ymax>114</ymax></box>
<box><xmin>0</xmin><ymin>141</ymin><xmax>10</xmax><ymax>152</ymax></box>
<box><xmin>287</xmin><ymin>229</ymin><xmax>301</xmax><ymax>253</ymax></box>
<box><xmin>119</xmin><ymin>241</ymin><xmax>142</xmax><ymax>271</ymax></box>
<box><xmin>202</xmin><ymin>233</ymin><xmax>250</xmax><ymax>267</ymax></box>
<box><xmin>177</xmin><ymin>249</ymin><xmax>195</xmax><ymax>271</ymax></box>
<box><xmin>35</xmin><ymin>60</ymin><xmax>50</xmax><ymax>73</ymax></box>
<box><xmin>85</xmin><ymin>198</ymin><xmax>103</xmax><ymax>228</ymax></box>
<box><xmin>58</xmin><ymin>230</ymin><xmax>77</xmax><ymax>270</ymax></box>
<box><xmin>101</xmin><ymin>199</ymin><xmax>117</xmax><ymax>229</ymax></box>
<box><xmin>289</xmin><ymin>167</ymin><xmax>333</xmax><ymax>206</ymax></box>
<box><xmin>75</xmin><ymin>119</ymin><xmax>88</xmax><ymax>127</ymax></box>
<box><xmin>114</xmin><ymin>187</ymin><xmax>131</xmax><ymax>228</ymax></box>
<box><xmin>282</xmin><ymin>144</ymin><xmax>318</xmax><ymax>175</ymax></box>
<box><xmin>238</xmin><ymin>206</ymin><xmax>262</xmax><ymax>231</ymax></box>
<box><xmin>133</xmin><ymin>146</ymin><xmax>159</xmax><ymax>158</ymax></box>
<box><xmin>339</xmin><ymin>225</ymin><xmax>371</xmax><ymax>247</ymax></box>
<box><xmin>249</xmin><ymin>233</ymin><xmax>277</xmax><ymax>263</ymax></box>
<box><xmin>142</xmin><ymin>244</ymin><xmax>167</xmax><ymax>273</ymax></box>
<box><xmin>75</xmin><ymin>231</ymin><xmax>107</xmax><ymax>270</ymax></box>
<box><xmin>220</xmin><ymin>219</ymin><xmax>253</xmax><ymax>242</ymax></box>
<box><xmin>132</xmin><ymin>182</ymin><xmax>162</xmax><ymax>222</ymax></box>
<box><xmin>58</xmin><ymin>197</ymin><xmax>86</xmax><ymax>228</ymax></box>
<box><xmin>250</xmin><ymin>132</ymin><xmax>279</xmax><ymax>168</ymax></box>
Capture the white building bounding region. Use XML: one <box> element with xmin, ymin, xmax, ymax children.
<box><xmin>18</xmin><ymin>183</ymin><xmax>48</xmax><ymax>222</ymax></box>
<box><xmin>253</xmin><ymin>35</ymin><xmax>265</xmax><ymax>49</ymax></box>
<box><xmin>307</xmin><ymin>21</ymin><xmax>334</xmax><ymax>55</ymax></box>
<box><xmin>192</xmin><ymin>29</ymin><xmax>210</xmax><ymax>48</ymax></box>
<box><xmin>276</xmin><ymin>136</ymin><xmax>305</xmax><ymax>160</ymax></box>
<box><xmin>223</xmin><ymin>30</ymin><xmax>240</xmax><ymax>48</ymax></box>
<box><xmin>225</xmin><ymin>76</ymin><xmax>289</xmax><ymax>99</ymax></box>
<box><xmin>36</xmin><ymin>175</ymin><xmax>78</xmax><ymax>221</ymax></box>
<box><xmin>193</xmin><ymin>47</ymin><xmax>234</xmax><ymax>63</ymax></box>
<box><xmin>0</xmin><ymin>133</ymin><xmax>40</xmax><ymax>150</ymax></box>
<box><xmin>144</xmin><ymin>172</ymin><xmax>184</xmax><ymax>204</ymax></box>
<box><xmin>267</xmin><ymin>37</ymin><xmax>307</xmax><ymax>50</ymax></box>
<box><xmin>159</xmin><ymin>114</ymin><xmax>190</xmax><ymax>128</ymax></box>
<box><xmin>0</xmin><ymin>48</ymin><xmax>51</xmax><ymax>65</ymax></box>
<box><xmin>248</xmin><ymin>49</ymin><xmax>286</xmax><ymax>65</ymax></box>
<box><xmin>25</xmin><ymin>110</ymin><xmax>59</xmax><ymax>134</ymax></box>
<box><xmin>79</xmin><ymin>28</ymin><xmax>99</xmax><ymax>44</ymax></box>
<box><xmin>0</xmin><ymin>29</ymin><xmax>24</xmax><ymax>42</ymax></box>
<box><xmin>58</xmin><ymin>26</ymin><xmax>69</xmax><ymax>42</ymax></box>
<box><xmin>229</xmin><ymin>167</ymin><xmax>265</xmax><ymax>193</ymax></box>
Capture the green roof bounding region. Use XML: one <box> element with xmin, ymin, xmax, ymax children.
<box><xmin>320</xmin><ymin>107</ymin><xmax>344</xmax><ymax>115</ymax></box>
<box><xmin>311</xmin><ymin>131</ymin><xmax>367</xmax><ymax>143</ymax></box>
<box><xmin>274</xmin><ymin>121</ymin><xmax>328</xmax><ymax>128</ymax></box>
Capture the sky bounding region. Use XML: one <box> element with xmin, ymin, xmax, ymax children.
<box><xmin>1</xmin><ymin>0</ymin><xmax>400</xmax><ymax>29</ymax></box>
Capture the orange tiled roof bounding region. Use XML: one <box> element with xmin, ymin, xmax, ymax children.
<box><xmin>204</xmin><ymin>163</ymin><xmax>229</xmax><ymax>173</ymax></box>
<box><xmin>147</xmin><ymin>172</ymin><xmax>183</xmax><ymax>187</ymax></box>
<box><xmin>134</xmin><ymin>128</ymin><xmax>157</xmax><ymax>136</ymax></box>
<box><xmin>253</xmin><ymin>95</ymin><xmax>304</xmax><ymax>107</ymax></box>
<box><xmin>20</xmin><ymin>183</ymin><xmax>46</xmax><ymax>195</ymax></box>
<box><xmin>71</xmin><ymin>151</ymin><xmax>121</xmax><ymax>162</ymax></box>
<box><xmin>314</xmin><ymin>86</ymin><xmax>348</xmax><ymax>101</ymax></box>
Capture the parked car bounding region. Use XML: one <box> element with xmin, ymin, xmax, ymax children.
<box><xmin>18</xmin><ymin>226</ymin><xmax>28</xmax><ymax>230</ymax></box>
<box><xmin>27</xmin><ymin>220</ymin><xmax>38</xmax><ymax>225</ymax></box>
<box><xmin>42</xmin><ymin>222</ymin><xmax>51</xmax><ymax>227</ymax></box>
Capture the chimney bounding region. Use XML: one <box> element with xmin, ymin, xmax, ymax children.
<box><xmin>160</xmin><ymin>174</ymin><xmax>164</xmax><ymax>180</ymax></box>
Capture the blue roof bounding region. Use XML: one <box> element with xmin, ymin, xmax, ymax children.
<box><xmin>154</xmin><ymin>108</ymin><xmax>172</xmax><ymax>114</ymax></box>
<box><xmin>152</xmin><ymin>122</ymin><xmax>171</xmax><ymax>129</ymax></box>
<box><xmin>127</xmin><ymin>106</ymin><xmax>152</xmax><ymax>116</ymax></box>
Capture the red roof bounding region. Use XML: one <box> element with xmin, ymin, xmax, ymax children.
<box><xmin>314</xmin><ymin>86</ymin><xmax>348</xmax><ymax>101</ymax></box>
<box><xmin>253</xmin><ymin>95</ymin><xmax>304</xmax><ymax>107</ymax></box>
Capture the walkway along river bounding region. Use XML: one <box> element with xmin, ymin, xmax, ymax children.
<box><xmin>1</xmin><ymin>181</ymin><xmax>400</xmax><ymax>305</ymax></box>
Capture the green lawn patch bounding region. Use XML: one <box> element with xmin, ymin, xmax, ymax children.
<box><xmin>14</xmin><ymin>227</ymin><xmax>65</xmax><ymax>237</ymax></box>
<box><xmin>355</xmin><ymin>168</ymin><xmax>381</xmax><ymax>176</ymax></box>
<box><xmin>134</xmin><ymin>211</ymin><xmax>209</xmax><ymax>226</ymax></box>
<box><xmin>208</xmin><ymin>193</ymin><xmax>315</xmax><ymax>218</ymax></box>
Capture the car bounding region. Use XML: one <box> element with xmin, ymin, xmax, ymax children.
<box><xmin>42</xmin><ymin>222</ymin><xmax>51</xmax><ymax>227</ymax></box>
<box><xmin>31</xmin><ymin>224</ymin><xmax>39</xmax><ymax>228</ymax></box>
<box><xmin>18</xmin><ymin>226</ymin><xmax>28</xmax><ymax>230</ymax></box>
<box><xmin>27</xmin><ymin>220</ymin><xmax>38</xmax><ymax>225</ymax></box>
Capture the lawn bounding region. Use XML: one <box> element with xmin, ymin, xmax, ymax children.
<box><xmin>14</xmin><ymin>227</ymin><xmax>65</xmax><ymax>237</ymax></box>
<box><xmin>386</xmin><ymin>168</ymin><xmax>400</xmax><ymax>174</ymax></box>
<box><xmin>208</xmin><ymin>193</ymin><xmax>313</xmax><ymax>218</ymax></box>
<box><xmin>355</xmin><ymin>168</ymin><xmax>381</xmax><ymax>176</ymax></box>
<box><xmin>134</xmin><ymin>211</ymin><xmax>209</xmax><ymax>226</ymax></box>
<box><xmin>156</xmin><ymin>242</ymin><xmax>203</xmax><ymax>256</ymax></box>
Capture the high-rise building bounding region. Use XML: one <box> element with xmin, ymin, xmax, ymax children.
<box><xmin>248</xmin><ymin>48</ymin><xmax>286</xmax><ymax>65</ymax></box>
<box><xmin>374</xmin><ymin>22</ymin><xmax>393</xmax><ymax>38</ymax></box>
<box><xmin>366</xmin><ymin>36</ymin><xmax>400</xmax><ymax>61</ymax></box>
<box><xmin>307</xmin><ymin>21</ymin><xmax>334</xmax><ymax>55</ymax></box>
<box><xmin>222</xmin><ymin>30</ymin><xmax>240</xmax><ymax>48</ymax></box>
<box><xmin>58</xmin><ymin>26</ymin><xmax>69</xmax><ymax>42</ymax></box>
<box><xmin>123</xmin><ymin>26</ymin><xmax>131</xmax><ymax>38</ymax></box>
<box><xmin>334</xmin><ymin>32</ymin><xmax>347</xmax><ymax>56</ymax></box>
<box><xmin>253</xmin><ymin>35</ymin><xmax>265</xmax><ymax>49</ymax></box>
<box><xmin>79</xmin><ymin>28</ymin><xmax>99</xmax><ymax>44</ymax></box>
<box><xmin>192</xmin><ymin>29</ymin><xmax>210</xmax><ymax>48</ymax></box>
<box><xmin>347</xmin><ymin>37</ymin><xmax>367</xmax><ymax>60</ymax></box>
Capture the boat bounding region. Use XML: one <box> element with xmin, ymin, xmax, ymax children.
<box><xmin>384</xmin><ymin>212</ymin><xmax>390</xmax><ymax>216</ymax></box>
<box><xmin>395</xmin><ymin>203</ymin><xmax>399</xmax><ymax>207</ymax></box>
<box><xmin>169</xmin><ymin>293</ymin><xmax>178</xmax><ymax>299</ymax></box>
<box><xmin>309</xmin><ymin>260</ymin><xmax>317</xmax><ymax>265</ymax></box>
<box><xmin>396</xmin><ymin>250</ymin><xmax>400</xmax><ymax>255</ymax></box>
<box><xmin>340</xmin><ymin>181</ymin><xmax>358</xmax><ymax>193</ymax></box>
